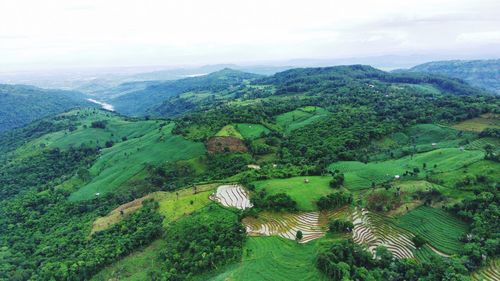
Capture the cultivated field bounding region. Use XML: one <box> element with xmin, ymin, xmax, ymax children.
<box><xmin>208</xmin><ymin>236</ymin><xmax>326</xmax><ymax>281</ymax></box>
<box><xmin>215</xmin><ymin>124</ymin><xmax>244</xmax><ymax>139</ymax></box>
<box><xmin>235</xmin><ymin>123</ymin><xmax>270</xmax><ymax>139</ymax></box>
<box><xmin>210</xmin><ymin>184</ymin><xmax>253</xmax><ymax>209</ymax></box>
<box><xmin>276</xmin><ymin>106</ymin><xmax>330</xmax><ymax>132</ymax></box>
<box><xmin>352</xmin><ymin>208</ymin><xmax>416</xmax><ymax>259</ymax></box>
<box><xmin>329</xmin><ymin>148</ymin><xmax>485</xmax><ymax>190</ymax></box>
<box><xmin>243</xmin><ymin>207</ymin><xmax>346</xmax><ymax>243</ymax></box>
<box><xmin>396</xmin><ymin>206</ymin><xmax>468</xmax><ymax>255</ymax></box>
<box><xmin>471</xmin><ymin>259</ymin><xmax>500</xmax><ymax>281</ymax></box>
<box><xmin>453</xmin><ymin>113</ymin><xmax>500</xmax><ymax>132</ymax></box>
<box><xmin>69</xmin><ymin>123</ymin><xmax>205</xmax><ymax>201</ymax></box>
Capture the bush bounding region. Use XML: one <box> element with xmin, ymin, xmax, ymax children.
<box><xmin>412</xmin><ymin>235</ymin><xmax>426</xmax><ymax>248</ymax></box>
<box><xmin>328</xmin><ymin>219</ymin><xmax>354</xmax><ymax>233</ymax></box>
<box><xmin>317</xmin><ymin>192</ymin><xmax>352</xmax><ymax>210</ymax></box>
<box><xmin>91</xmin><ymin>120</ymin><xmax>107</xmax><ymax>129</ymax></box>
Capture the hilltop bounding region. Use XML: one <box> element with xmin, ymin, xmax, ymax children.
<box><xmin>406</xmin><ymin>59</ymin><xmax>500</xmax><ymax>94</ymax></box>
<box><xmin>0</xmin><ymin>84</ymin><xmax>93</xmax><ymax>132</ymax></box>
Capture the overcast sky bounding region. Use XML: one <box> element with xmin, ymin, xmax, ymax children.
<box><xmin>1</xmin><ymin>0</ymin><xmax>500</xmax><ymax>71</ymax></box>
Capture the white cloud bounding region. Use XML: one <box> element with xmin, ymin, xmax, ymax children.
<box><xmin>0</xmin><ymin>0</ymin><xmax>499</xmax><ymax>70</ymax></box>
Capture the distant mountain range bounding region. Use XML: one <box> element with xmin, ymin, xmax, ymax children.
<box><xmin>0</xmin><ymin>84</ymin><xmax>93</xmax><ymax>132</ymax></box>
<box><xmin>404</xmin><ymin>59</ymin><xmax>500</xmax><ymax>94</ymax></box>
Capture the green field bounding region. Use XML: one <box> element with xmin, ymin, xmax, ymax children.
<box><xmin>329</xmin><ymin>148</ymin><xmax>485</xmax><ymax>190</ymax></box>
<box><xmin>91</xmin><ymin>239</ymin><xmax>166</xmax><ymax>281</ymax></box>
<box><xmin>253</xmin><ymin>176</ymin><xmax>336</xmax><ymax>211</ymax></box>
<box><xmin>235</xmin><ymin>123</ymin><xmax>270</xmax><ymax>139</ymax></box>
<box><xmin>208</xmin><ymin>236</ymin><xmax>326</xmax><ymax>281</ymax></box>
<box><xmin>369</xmin><ymin>124</ymin><xmax>475</xmax><ymax>161</ymax></box>
<box><xmin>69</xmin><ymin>123</ymin><xmax>205</xmax><ymax>201</ymax></box>
<box><xmin>396</xmin><ymin>206</ymin><xmax>469</xmax><ymax>255</ymax></box>
<box><xmin>215</xmin><ymin>124</ymin><xmax>244</xmax><ymax>139</ymax></box>
<box><xmin>276</xmin><ymin>106</ymin><xmax>330</xmax><ymax>132</ymax></box>
<box><xmin>428</xmin><ymin>159</ymin><xmax>500</xmax><ymax>190</ymax></box>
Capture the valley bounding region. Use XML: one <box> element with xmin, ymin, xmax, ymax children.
<box><xmin>0</xmin><ymin>65</ymin><xmax>498</xmax><ymax>281</ymax></box>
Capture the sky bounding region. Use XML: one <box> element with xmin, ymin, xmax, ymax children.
<box><xmin>1</xmin><ymin>0</ymin><xmax>500</xmax><ymax>71</ymax></box>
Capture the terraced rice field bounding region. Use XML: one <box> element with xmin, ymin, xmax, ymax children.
<box><xmin>210</xmin><ymin>184</ymin><xmax>253</xmax><ymax>209</ymax></box>
<box><xmin>466</xmin><ymin>137</ymin><xmax>500</xmax><ymax>153</ymax></box>
<box><xmin>208</xmin><ymin>236</ymin><xmax>326</xmax><ymax>281</ymax></box>
<box><xmin>396</xmin><ymin>206</ymin><xmax>468</xmax><ymax>255</ymax></box>
<box><xmin>243</xmin><ymin>207</ymin><xmax>346</xmax><ymax>243</ymax></box>
<box><xmin>472</xmin><ymin>259</ymin><xmax>500</xmax><ymax>281</ymax></box>
<box><xmin>352</xmin><ymin>208</ymin><xmax>416</xmax><ymax>259</ymax></box>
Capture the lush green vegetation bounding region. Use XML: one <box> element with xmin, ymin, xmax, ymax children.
<box><xmin>208</xmin><ymin>237</ymin><xmax>326</xmax><ymax>281</ymax></box>
<box><xmin>69</xmin><ymin>122</ymin><xmax>205</xmax><ymax>201</ymax></box>
<box><xmin>317</xmin><ymin>240</ymin><xmax>471</xmax><ymax>280</ymax></box>
<box><xmin>252</xmin><ymin>176</ymin><xmax>336</xmax><ymax>211</ymax></box>
<box><xmin>0</xmin><ymin>84</ymin><xmax>93</xmax><ymax>132</ymax></box>
<box><xmin>0</xmin><ymin>65</ymin><xmax>498</xmax><ymax>280</ymax></box>
<box><xmin>152</xmin><ymin>205</ymin><xmax>245</xmax><ymax>280</ymax></box>
<box><xmin>408</xmin><ymin>59</ymin><xmax>500</xmax><ymax>94</ymax></box>
<box><xmin>235</xmin><ymin>123</ymin><xmax>270</xmax><ymax>139</ymax></box>
<box><xmin>397</xmin><ymin>206</ymin><xmax>469</xmax><ymax>254</ymax></box>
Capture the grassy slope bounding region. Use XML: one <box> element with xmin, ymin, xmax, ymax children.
<box><xmin>235</xmin><ymin>123</ymin><xmax>270</xmax><ymax>140</ymax></box>
<box><xmin>15</xmin><ymin>109</ymin><xmax>159</xmax><ymax>159</ymax></box>
<box><xmin>276</xmin><ymin>106</ymin><xmax>330</xmax><ymax>132</ymax></box>
<box><xmin>156</xmin><ymin>184</ymin><xmax>217</xmax><ymax>226</ymax></box>
<box><xmin>329</xmin><ymin>148</ymin><xmax>485</xmax><ymax>190</ymax></box>
<box><xmin>396</xmin><ymin>206</ymin><xmax>469</xmax><ymax>255</ymax></box>
<box><xmin>253</xmin><ymin>176</ymin><xmax>336</xmax><ymax>211</ymax></box>
<box><xmin>208</xmin><ymin>236</ymin><xmax>326</xmax><ymax>281</ymax></box>
<box><xmin>69</xmin><ymin>123</ymin><xmax>205</xmax><ymax>201</ymax></box>
<box><xmin>215</xmin><ymin>125</ymin><xmax>244</xmax><ymax>139</ymax></box>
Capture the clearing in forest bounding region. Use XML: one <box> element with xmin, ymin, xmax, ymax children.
<box><xmin>235</xmin><ymin>123</ymin><xmax>270</xmax><ymax>139</ymax></box>
<box><xmin>276</xmin><ymin>106</ymin><xmax>330</xmax><ymax>132</ymax></box>
<box><xmin>215</xmin><ymin>124</ymin><xmax>244</xmax><ymax>139</ymax></box>
<box><xmin>210</xmin><ymin>184</ymin><xmax>253</xmax><ymax>209</ymax></box>
<box><xmin>453</xmin><ymin>113</ymin><xmax>500</xmax><ymax>132</ymax></box>
<box><xmin>253</xmin><ymin>176</ymin><xmax>335</xmax><ymax>211</ymax></box>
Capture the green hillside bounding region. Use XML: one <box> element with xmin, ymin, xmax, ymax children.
<box><xmin>408</xmin><ymin>59</ymin><xmax>500</xmax><ymax>94</ymax></box>
<box><xmin>0</xmin><ymin>65</ymin><xmax>498</xmax><ymax>281</ymax></box>
<box><xmin>0</xmin><ymin>84</ymin><xmax>94</xmax><ymax>132</ymax></box>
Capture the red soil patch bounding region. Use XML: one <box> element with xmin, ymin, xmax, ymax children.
<box><xmin>207</xmin><ymin>136</ymin><xmax>248</xmax><ymax>153</ymax></box>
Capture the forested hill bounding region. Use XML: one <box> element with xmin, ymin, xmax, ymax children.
<box><xmin>110</xmin><ymin>68</ymin><xmax>262</xmax><ymax>116</ymax></box>
<box><xmin>0</xmin><ymin>65</ymin><xmax>498</xmax><ymax>280</ymax></box>
<box><xmin>406</xmin><ymin>59</ymin><xmax>500</xmax><ymax>94</ymax></box>
<box><xmin>0</xmin><ymin>84</ymin><xmax>93</xmax><ymax>132</ymax></box>
<box><xmin>150</xmin><ymin>64</ymin><xmax>490</xmax><ymax>118</ymax></box>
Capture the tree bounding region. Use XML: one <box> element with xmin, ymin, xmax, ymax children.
<box><xmin>296</xmin><ymin>230</ymin><xmax>303</xmax><ymax>242</ymax></box>
<box><xmin>412</xmin><ymin>235</ymin><xmax>426</xmax><ymax>248</ymax></box>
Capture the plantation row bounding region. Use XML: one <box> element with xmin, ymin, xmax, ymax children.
<box><xmin>397</xmin><ymin>206</ymin><xmax>468</xmax><ymax>254</ymax></box>
<box><xmin>352</xmin><ymin>208</ymin><xmax>416</xmax><ymax>259</ymax></box>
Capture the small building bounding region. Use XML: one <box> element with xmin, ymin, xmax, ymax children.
<box><xmin>95</xmin><ymin>192</ymin><xmax>100</xmax><ymax>196</ymax></box>
<box><xmin>304</xmin><ymin>178</ymin><xmax>310</xmax><ymax>184</ymax></box>
<box><xmin>394</xmin><ymin>175</ymin><xmax>400</xmax><ymax>180</ymax></box>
